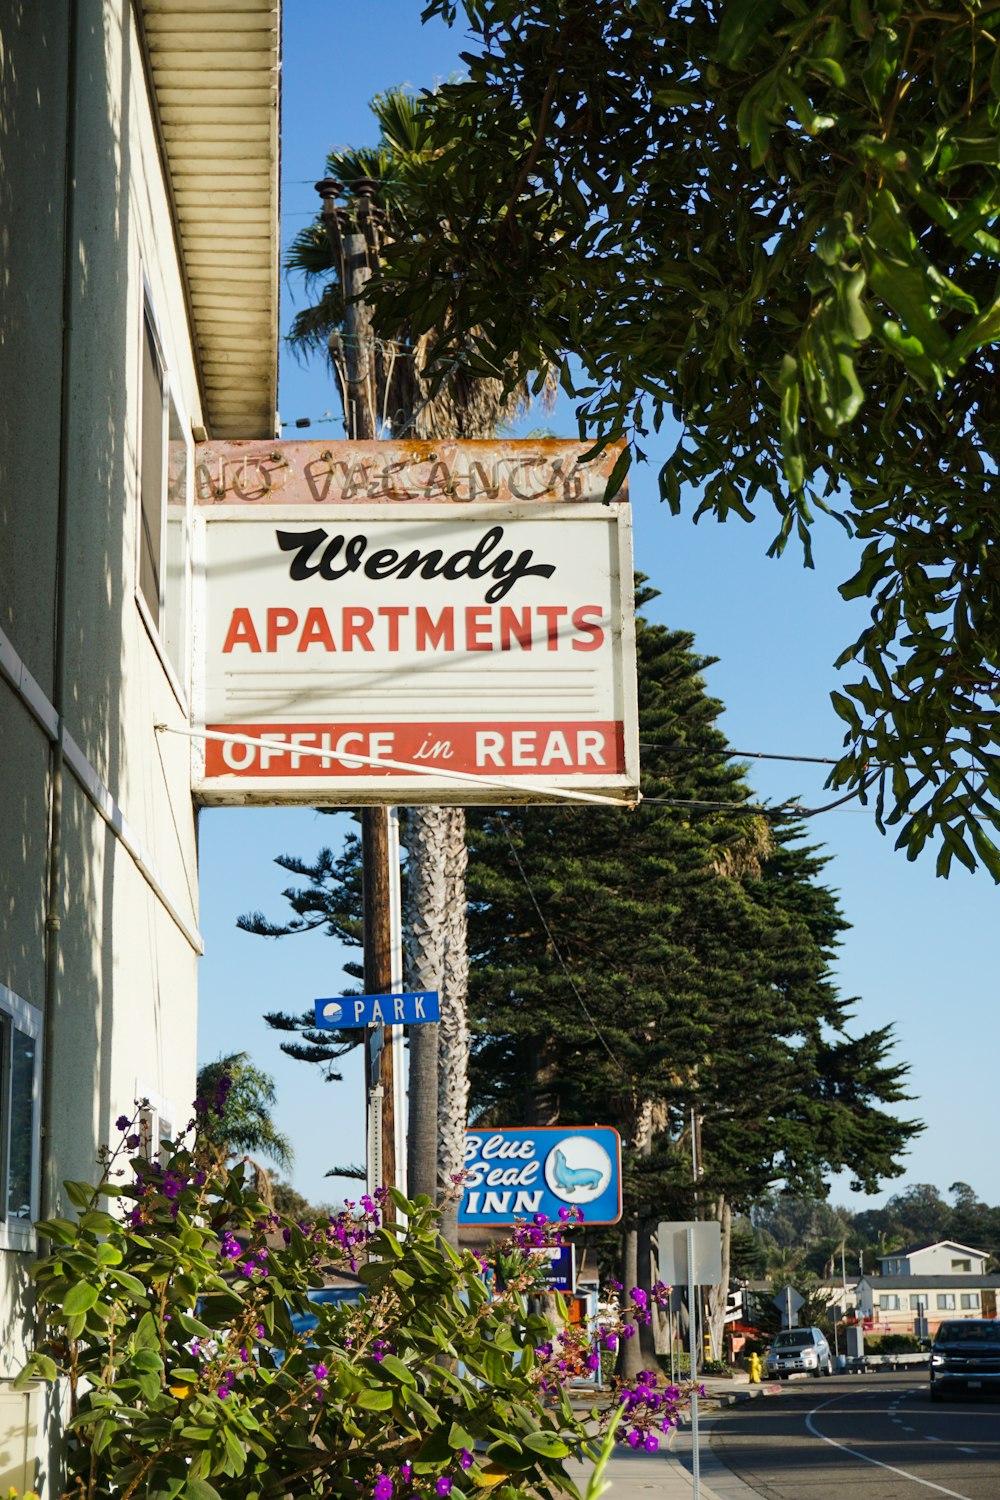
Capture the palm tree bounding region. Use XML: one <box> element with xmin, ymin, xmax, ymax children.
<box><xmin>196</xmin><ymin>1052</ymin><xmax>293</xmax><ymax>1195</ymax></box>
<box><xmin>286</xmin><ymin>90</ymin><xmax>544</xmax><ymax>1242</ymax></box>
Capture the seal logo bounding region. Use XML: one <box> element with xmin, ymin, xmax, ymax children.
<box><xmin>543</xmin><ymin>1135</ymin><xmax>613</xmax><ymax>1205</ymax></box>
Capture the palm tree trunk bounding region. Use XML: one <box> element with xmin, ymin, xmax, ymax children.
<box><xmin>437</xmin><ymin>807</ymin><xmax>469</xmax><ymax>1248</ymax></box>
<box><xmin>405</xmin><ymin>807</ymin><xmax>447</xmax><ymax>1203</ymax></box>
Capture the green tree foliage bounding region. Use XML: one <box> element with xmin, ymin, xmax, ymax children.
<box><xmin>464</xmin><ymin>596</ymin><xmax>920</xmax><ymax>1224</ymax></box>
<box><xmin>196</xmin><ymin>1053</ymin><xmax>294</xmax><ymax>1173</ymax></box>
<box><xmin>250</xmin><ymin>592</ymin><xmax>919</xmax><ymax>1223</ymax></box>
<box><xmin>743</xmin><ymin>1179</ymin><xmax>1000</xmax><ymax>1276</ymax></box>
<box><xmin>370</xmin><ymin>1</ymin><xmax>1000</xmax><ymax>875</ymax></box>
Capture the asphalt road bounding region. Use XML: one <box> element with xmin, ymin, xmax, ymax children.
<box><xmin>704</xmin><ymin>1372</ymin><xmax>1000</xmax><ymax>1500</ymax></box>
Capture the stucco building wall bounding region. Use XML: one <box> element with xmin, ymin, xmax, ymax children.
<box><xmin>0</xmin><ymin>0</ymin><xmax>203</xmax><ymax>1474</ymax></box>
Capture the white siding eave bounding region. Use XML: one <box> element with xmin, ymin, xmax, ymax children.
<box><xmin>136</xmin><ymin>0</ymin><xmax>280</xmax><ymax>440</ymax></box>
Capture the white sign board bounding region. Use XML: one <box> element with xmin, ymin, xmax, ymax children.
<box><xmin>191</xmin><ymin>440</ymin><xmax>638</xmax><ymax>805</ymax></box>
<box><xmin>657</xmin><ymin>1221</ymin><xmax>723</xmax><ymax>1286</ymax></box>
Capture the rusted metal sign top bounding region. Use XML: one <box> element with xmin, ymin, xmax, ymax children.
<box><xmin>194</xmin><ymin>438</ymin><xmax>626</xmax><ymax>507</ymax></box>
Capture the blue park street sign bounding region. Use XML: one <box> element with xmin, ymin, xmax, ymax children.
<box><xmin>459</xmin><ymin>1126</ymin><xmax>622</xmax><ymax>1227</ymax></box>
<box><xmin>313</xmin><ymin>991</ymin><xmax>440</xmax><ymax>1029</ymax></box>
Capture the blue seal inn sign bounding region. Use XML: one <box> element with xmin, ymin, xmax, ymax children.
<box><xmin>459</xmin><ymin>1126</ymin><xmax>622</xmax><ymax>1226</ymax></box>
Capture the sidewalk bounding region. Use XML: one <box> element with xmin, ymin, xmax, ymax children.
<box><xmin>566</xmin><ymin>1419</ymin><xmax>764</xmax><ymax>1500</ymax></box>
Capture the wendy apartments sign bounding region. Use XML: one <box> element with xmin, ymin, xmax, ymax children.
<box><xmin>191</xmin><ymin>439</ymin><xmax>638</xmax><ymax>805</ymax></box>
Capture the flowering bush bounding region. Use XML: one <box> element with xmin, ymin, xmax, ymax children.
<box><xmin>18</xmin><ymin>1102</ymin><xmax>689</xmax><ymax>1500</ymax></box>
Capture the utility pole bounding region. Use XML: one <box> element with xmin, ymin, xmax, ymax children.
<box><xmin>317</xmin><ymin>176</ymin><xmax>396</xmax><ymax>1208</ymax></box>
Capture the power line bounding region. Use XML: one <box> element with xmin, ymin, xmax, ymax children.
<box><xmin>498</xmin><ymin>821</ymin><xmax>628</xmax><ymax>1077</ymax></box>
<box><xmin>639</xmin><ymin>741</ymin><xmax>845</xmax><ymax>767</ymax></box>
<box><xmin>642</xmin><ymin>778</ymin><xmax>876</xmax><ymax>819</ymax></box>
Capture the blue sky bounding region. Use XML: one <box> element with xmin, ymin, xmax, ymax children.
<box><xmin>198</xmin><ymin>0</ymin><xmax>998</xmax><ymax>1221</ymax></box>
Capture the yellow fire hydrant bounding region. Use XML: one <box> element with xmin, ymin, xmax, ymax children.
<box><xmin>748</xmin><ymin>1351</ymin><xmax>763</xmax><ymax>1384</ymax></box>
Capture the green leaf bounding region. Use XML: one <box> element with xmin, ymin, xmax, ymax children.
<box><xmin>523</xmin><ymin>1431</ymin><xmax>571</xmax><ymax>1459</ymax></box>
<box><xmin>716</xmin><ymin>0</ymin><xmax>780</xmax><ymax>66</ymax></box>
<box><xmin>63</xmin><ymin>1281</ymin><xmax>99</xmax><ymax>1316</ymax></box>
<box><xmin>603</xmin><ymin>442</ymin><xmax>631</xmax><ymax>503</ymax></box>
<box><xmin>448</xmin><ymin>1420</ymin><xmax>476</xmax><ymax>1450</ymax></box>
<box><xmin>356</xmin><ymin>1388</ymin><xmax>394</xmax><ymax>1411</ymax></box>
<box><xmin>63</xmin><ymin>1180</ymin><xmax>96</xmax><ymax>1211</ymax></box>
<box><xmin>379</xmin><ymin>1353</ymin><xmax>416</xmax><ymax>1384</ymax></box>
<box><xmin>184</xmin><ymin>1479</ymin><xmax>223</xmax><ymax>1500</ymax></box>
<box><xmin>113</xmin><ymin>1270</ymin><xmax>150</xmax><ymax>1300</ymax></box>
<box><xmin>177</xmin><ymin>1312</ymin><xmax>213</xmax><ymax>1337</ymax></box>
<box><xmin>406</xmin><ymin>1389</ymin><xmax>442</xmax><ymax>1427</ymax></box>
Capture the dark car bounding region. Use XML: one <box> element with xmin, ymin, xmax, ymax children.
<box><xmin>929</xmin><ymin>1319</ymin><xmax>1000</xmax><ymax>1401</ymax></box>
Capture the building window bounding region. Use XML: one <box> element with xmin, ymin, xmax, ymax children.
<box><xmin>0</xmin><ymin>985</ymin><xmax>42</xmax><ymax>1251</ymax></box>
<box><xmin>960</xmin><ymin>1293</ymin><xmax>980</xmax><ymax>1310</ymax></box>
<box><xmin>137</xmin><ymin>301</ymin><xmax>191</xmax><ymax>697</ymax></box>
<box><xmin>909</xmin><ymin>1295</ymin><xmax>927</xmax><ymax>1312</ymax></box>
<box><xmin>133</xmin><ymin>1091</ymin><xmax>175</xmax><ymax>1164</ymax></box>
<box><xmin>879</xmin><ymin>1295</ymin><xmax>901</xmax><ymax>1311</ymax></box>
<box><xmin>937</xmin><ymin>1294</ymin><xmax>957</xmax><ymax>1310</ymax></box>
<box><xmin>951</xmin><ymin>1259</ymin><xmax>972</xmax><ymax>1273</ymax></box>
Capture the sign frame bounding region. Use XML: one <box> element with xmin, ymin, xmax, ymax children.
<box><xmin>313</xmin><ymin>991</ymin><xmax>440</xmax><ymax>1029</ymax></box>
<box><xmin>190</xmin><ymin>440</ymin><xmax>638</xmax><ymax>807</ymax></box>
<box><xmin>460</xmin><ymin>1126</ymin><xmax>622</xmax><ymax>1227</ymax></box>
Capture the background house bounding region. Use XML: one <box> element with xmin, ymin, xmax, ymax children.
<box><xmin>858</xmin><ymin>1241</ymin><xmax>999</xmax><ymax>1334</ymax></box>
<box><xmin>877</xmin><ymin>1241</ymin><xmax>992</xmax><ymax>1277</ymax></box>
<box><xmin>0</xmin><ymin>1</ymin><xmax>279</xmax><ymax>1489</ymax></box>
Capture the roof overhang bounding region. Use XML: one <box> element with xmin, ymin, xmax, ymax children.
<box><xmin>137</xmin><ymin>0</ymin><xmax>280</xmax><ymax>439</ymax></box>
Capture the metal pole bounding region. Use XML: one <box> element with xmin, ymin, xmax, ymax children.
<box><xmin>687</xmin><ymin>1225</ymin><xmax>700</xmax><ymax>1500</ymax></box>
<box><xmin>388</xmin><ymin>809</ymin><xmax>407</xmax><ymax>1207</ymax></box>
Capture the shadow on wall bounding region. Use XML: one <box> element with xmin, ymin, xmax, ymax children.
<box><xmin>0</xmin><ymin>0</ymin><xmax>139</xmax><ymax>1402</ymax></box>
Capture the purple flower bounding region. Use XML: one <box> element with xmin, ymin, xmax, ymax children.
<box><xmin>587</xmin><ymin>1352</ymin><xmax>600</xmax><ymax>1371</ymax></box>
<box><xmin>126</xmin><ymin>1134</ymin><xmax>140</xmax><ymax>1149</ymax></box>
<box><xmin>311</xmin><ymin>1363</ymin><xmax>328</xmax><ymax>1381</ymax></box>
<box><xmin>459</xmin><ymin>1450</ymin><xmax>473</xmax><ymax>1471</ymax></box>
<box><xmin>603</xmin><ymin>1334</ymin><xmax>618</xmax><ymax>1351</ymax></box>
<box><xmin>239</xmin><ymin>1347</ymin><xmax>249</xmax><ymax>1364</ymax></box>
<box><xmin>255</xmin><ymin>1323</ymin><xmax>266</xmax><ymax>1338</ymax></box>
<box><xmin>162</xmin><ymin>1173</ymin><xmax>183</xmax><ymax>1200</ymax></box>
<box><xmin>558</xmin><ymin>1207</ymin><xmax>572</xmax><ymax>1221</ymax></box>
<box><xmin>400</xmin><ymin>1464</ymin><xmax>413</xmax><ymax>1485</ymax></box>
<box><xmin>435</xmin><ymin>1480</ymin><xmax>452</xmax><ymax>1498</ymax></box>
<box><xmin>621</xmin><ymin>1324</ymin><xmax>636</xmax><ymax>1339</ymax></box>
<box><xmin>374</xmin><ymin>1479</ymin><xmax>393</xmax><ymax>1500</ymax></box>
<box><xmin>115</xmin><ymin>1115</ymin><xmax>130</xmax><ymax>1132</ymax></box>
<box><xmin>626</xmin><ymin>1430</ymin><xmax>641</xmax><ymax>1449</ymax></box>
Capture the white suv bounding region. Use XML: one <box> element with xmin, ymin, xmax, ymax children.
<box><xmin>766</xmin><ymin>1326</ymin><xmax>834</xmax><ymax>1379</ymax></box>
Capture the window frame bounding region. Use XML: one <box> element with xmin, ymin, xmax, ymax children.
<box><xmin>132</xmin><ymin>1087</ymin><xmax>177</xmax><ymax>1165</ymax></box>
<box><xmin>879</xmin><ymin>1294</ymin><xmax>901</xmax><ymax>1311</ymax></box>
<box><xmin>960</xmin><ymin>1292</ymin><xmax>980</xmax><ymax>1310</ymax></box>
<box><xmin>135</xmin><ymin>279</ymin><xmax>193</xmax><ymax>713</ymax></box>
<box><xmin>0</xmin><ymin>984</ymin><xmax>42</xmax><ymax>1253</ymax></box>
<box><xmin>937</xmin><ymin>1293</ymin><xmax>957</xmax><ymax>1310</ymax></box>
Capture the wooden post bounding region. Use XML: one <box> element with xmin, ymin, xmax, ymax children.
<box><xmin>317</xmin><ymin>175</ymin><xmax>398</xmax><ymax>1206</ymax></box>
